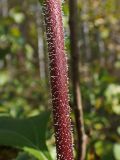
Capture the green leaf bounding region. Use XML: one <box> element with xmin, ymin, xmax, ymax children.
<box><xmin>95</xmin><ymin>141</ymin><xmax>114</xmax><ymax>160</ymax></box>
<box><xmin>15</xmin><ymin>152</ymin><xmax>36</xmax><ymax>160</ymax></box>
<box><xmin>113</xmin><ymin>144</ymin><xmax>120</xmax><ymax>160</ymax></box>
<box><xmin>0</xmin><ymin>111</ymin><xmax>52</xmax><ymax>160</ymax></box>
<box><xmin>24</xmin><ymin>148</ymin><xmax>48</xmax><ymax>160</ymax></box>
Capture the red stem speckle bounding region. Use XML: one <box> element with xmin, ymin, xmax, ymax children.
<box><xmin>43</xmin><ymin>0</ymin><xmax>74</xmax><ymax>159</ymax></box>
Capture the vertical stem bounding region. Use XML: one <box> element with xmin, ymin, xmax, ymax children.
<box><xmin>81</xmin><ymin>0</ymin><xmax>91</xmax><ymax>61</ymax></box>
<box><xmin>1</xmin><ymin>0</ymin><xmax>8</xmax><ymax>17</ymax></box>
<box><xmin>97</xmin><ymin>30</ymin><xmax>105</xmax><ymax>67</ymax></box>
<box><xmin>36</xmin><ymin>3</ymin><xmax>46</xmax><ymax>79</ymax></box>
<box><xmin>69</xmin><ymin>0</ymin><xmax>87</xmax><ymax>160</ymax></box>
<box><xmin>43</xmin><ymin>0</ymin><xmax>74</xmax><ymax>159</ymax></box>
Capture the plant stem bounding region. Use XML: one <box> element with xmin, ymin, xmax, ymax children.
<box><xmin>43</xmin><ymin>0</ymin><xmax>74</xmax><ymax>159</ymax></box>
<box><xmin>69</xmin><ymin>0</ymin><xmax>87</xmax><ymax>159</ymax></box>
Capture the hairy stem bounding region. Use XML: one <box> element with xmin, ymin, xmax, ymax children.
<box><xmin>42</xmin><ymin>0</ymin><xmax>74</xmax><ymax>159</ymax></box>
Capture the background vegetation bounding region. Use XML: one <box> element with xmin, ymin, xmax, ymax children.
<box><xmin>0</xmin><ymin>0</ymin><xmax>120</xmax><ymax>159</ymax></box>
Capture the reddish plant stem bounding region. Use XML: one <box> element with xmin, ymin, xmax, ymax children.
<box><xmin>43</xmin><ymin>0</ymin><xmax>74</xmax><ymax>160</ymax></box>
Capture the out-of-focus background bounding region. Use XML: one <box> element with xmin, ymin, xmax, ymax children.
<box><xmin>0</xmin><ymin>0</ymin><xmax>120</xmax><ymax>159</ymax></box>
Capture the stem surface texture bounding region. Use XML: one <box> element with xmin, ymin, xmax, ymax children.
<box><xmin>43</xmin><ymin>0</ymin><xmax>74</xmax><ymax>160</ymax></box>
